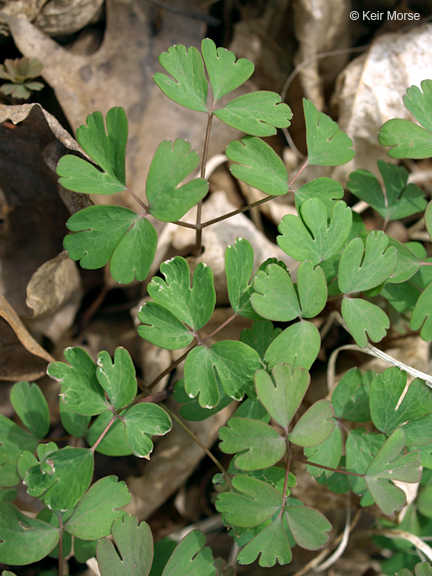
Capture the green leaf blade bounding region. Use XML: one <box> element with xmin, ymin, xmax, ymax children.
<box><xmin>146</xmin><ymin>140</ymin><xmax>208</xmax><ymax>222</ymax></box>
<box><xmin>218</xmin><ymin>417</ymin><xmax>285</xmax><ymax>470</ymax></box>
<box><xmin>10</xmin><ymin>382</ymin><xmax>49</xmax><ymax>439</ymax></box>
<box><xmin>251</xmin><ymin>263</ymin><xmax>300</xmax><ymax>322</ymax></box>
<box><xmin>288</xmin><ymin>400</ymin><xmax>334</xmax><ymax>447</ymax></box>
<box><xmin>254</xmin><ymin>364</ymin><xmax>310</xmax><ymax>430</ymax></box>
<box><xmin>0</xmin><ymin>502</ymin><xmax>59</xmax><ymax>565</ymax></box>
<box><xmin>265</xmin><ymin>321</ymin><xmax>320</xmax><ymax>370</ymax></box>
<box><xmin>284</xmin><ymin>505</ymin><xmax>331</xmax><ymax>549</ymax></box>
<box><xmin>97</xmin><ymin>515</ymin><xmax>153</xmax><ymax>576</ymax></box>
<box><xmin>154</xmin><ymin>45</ymin><xmax>208</xmax><ymax>112</ymax></box>
<box><xmin>64</xmin><ymin>205</ymin><xmax>157</xmax><ymax>284</ymax></box>
<box><xmin>96</xmin><ymin>348</ymin><xmax>137</xmax><ymax>409</ymax></box>
<box><xmin>341</xmin><ymin>298</ymin><xmax>390</xmax><ymax>348</ymax></box>
<box><xmin>303</xmin><ymin>99</ymin><xmax>354</xmax><ymax>166</ymax></box>
<box><xmin>226</xmin><ymin>136</ymin><xmax>288</xmax><ymax>196</ymax></box>
<box><xmin>411</xmin><ymin>281</ymin><xmax>432</xmax><ymax>341</ymax></box>
<box><xmin>201</xmin><ymin>38</ymin><xmax>254</xmax><ymax>101</ymax></box>
<box><xmin>137</xmin><ymin>302</ymin><xmax>194</xmax><ymax>350</ymax></box>
<box><xmin>236</xmin><ymin>518</ymin><xmax>292</xmax><ymax>567</ymax></box>
<box><xmin>124</xmin><ymin>404</ymin><xmax>172</xmax><ymax>459</ymax></box>
<box><xmin>214</xmin><ymin>92</ymin><xmax>292</xmax><ymax>137</ymax></box>
<box><xmin>65</xmin><ymin>476</ymin><xmax>131</xmax><ymax>540</ymax></box>
<box><xmin>24</xmin><ymin>447</ymin><xmax>94</xmax><ymax>511</ymax></box>
<box><xmin>47</xmin><ymin>347</ymin><xmax>106</xmax><ymax>416</ymax></box>
<box><xmin>378</xmin><ymin>119</ymin><xmax>432</xmax><ymax>159</ymax></box>
<box><xmin>277</xmin><ymin>199</ymin><xmax>352</xmax><ymax>265</ymax></box>
<box><xmin>148</xmin><ymin>257</ymin><xmax>215</xmax><ymax>331</ymax></box>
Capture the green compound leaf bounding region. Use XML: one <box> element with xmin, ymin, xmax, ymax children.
<box><xmin>218</xmin><ymin>417</ymin><xmax>286</xmax><ymax>471</ymax></box>
<box><xmin>240</xmin><ymin>320</ymin><xmax>282</xmax><ymax>363</ymax></box>
<box><xmin>184</xmin><ymin>341</ymin><xmax>260</xmax><ymax>408</ymax></box>
<box><xmin>277</xmin><ymin>199</ymin><xmax>352</xmax><ymax>265</ymax></box>
<box><xmin>87</xmin><ymin>410</ymin><xmax>132</xmax><ymax>457</ymax></box>
<box><xmin>0</xmin><ymin>502</ymin><xmax>59</xmax><ymax>565</ymax></box>
<box><xmin>379</xmin><ymin>80</ymin><xmax>432</xmax><ymax>159</ymax></box>
<box><xmin>57</xmin><ymin>107</ymin><xmax>127</xmax><ymax>194</ymax></box>
<box><xmin>162</xmin><ymin>530</ymin><xmax>216</xmax><ymax>576</ymax></box>
<box><xmin>382</xmin><ymin>282</ymin><xmax>421</xmax><ymax>313</ymax></box>
<box><xmin>97</xmin><ymin>515</ymin><xmax>153</xmax><ymax>576</ymax></box>
<box><xmin>201</xmin><ymin>38</ymin><xmax>253</xmax><ymax>101</ymax></box>
<box><xmin>0</xmin><ymin>415</ymin><xmax>38</xmax><ymax>487</ymax></box>
<box><xmin>174</xmin><ymin>379</ymin><xmax>232</xmax><ymax>422</ymax></box>
<box><xmin>233</xmin><ymin>398</ymin><xmax>270</xmax><ymax>423</ymax></box>
<box><xmin>96</xmin><ymin>347</ymin><xmax>137</xmax><ymax>410</ymax></box>
<box><xmin>10</xmin><ymin>381</ymin><xmax>50</xmax><ymax>439</ymax></box>
<box><xmin>215</xmin><ymin>475</ymin><xmax>283</xmax><ymax>527</ymax></box>
<box><xmin>331</xmin><ymin>368</ymin><xmax>372</xmax><ymax>422</ymax></box>
<box><xmin>288</xmin><ymin>400</ymin><xmax>334</xmax><ymax>447</ymax></box>
<box><xmin>236</xmin><ymin>517</ymin><xmax>292</xmax><ymax>567</ymax></box>
<box><xmin>225</xmin><ymin>238</ymin><xmax>258</xmax><ymax>319</ymax></box>
<box><xmin>296</xmin><ymin>261</ymin><xmax>327</xmax><ymax>317</ymax></box>
<box><xmin>16</xmin><ymin>451</ymin><xmax>38</xmax><ymax>481</ymax></box>
<box><xmin>64</xmin><ymin>205</ymin><xmax>157</xmax><ymax>284</ymax></box>
<box><xmin>153</xmin><ymin>45</ymin><xmax>207</xmax><ymax>112</ymax></box>
<box><xmin>295</xmin><ymin>177</ymin><xmax>344</xmax><ymax>218</ymax></box>
<box><xmin>254</xmin><ymin>364</ymin><xmax>310</xmax><ymax>430</ymax></box>
<box><xmin>303</xmin><ymin>99</ymin><xmax>354</xmax><ymax>166</ymax></box>
<box><xmin>148</xmin><ymin>257</ymin><xmax>215</xmax><ymax>331</ymax></box>
<box><xmin>24</xmin><ymin>447</ymin><xmax>94</xmax><ymax>511</ymax></box>
<box><xmin>48</xmin><ymin>347</ymin><xmax>106</xmax><ymax>416</ymax></box>
<box><xmin>370</xmin><ymin>367</ymin><xmax>432</xmax><ymax>446</ymax></box>
<box><xmin>226</xmin><ymin>136</ymin><xmax>288</xmax><ymax>196</ymax></box>
<box><xmin>123</xmin><ymin>404</ymin><xmax>172</xmax><ymax>458</ymax></box>
<box><xmin>341</xmin><ymin>297</ymin><xmax>390</xmax><ymax>348</ymax></box>
<box><xmin>137</xmin><ymin>302</ymin><xmax>194</xmax><ymax>350</ymax></box>
<box><xmin>411</xmin><ymin>281</ymin><xmax>432</xmax><ymax>341</ymax></box>
<box><xmin>365</xmin><ymin>428</ymin><xmax>422</xmax><ymax>515</ymax></box>
<box><xmin>347</xmin><ymin>161</ymin><xmax>426</xmax><ymax>221</ymax></box>
<box><xmin>265</xmin><ymin>321</ymin><xmax>320</xmax><ymax>370</ymax></box>
<box><xmin>75</xmin><ymin>538</ymin><xmax>98</xmax><ymax>563</ymax></box>
<box><xmin>65</xmin><ymin>476</ymin><xmax>130</xmax><ymax>540</ymax></box>
<box><xmin>146</xmin><ymin>140</ymin><xmax>208</xmax><ymax>222</ymax></box>
<box><xmin>338</xmin><ymin>231</ymin><xmax>398</xmax><ymax>294</ymax></box>
<box><xmin>305</xmin><ymin>426</ymin><xmax>342</xmax><ymax>478</ymax></box>
<box><xmin>214</xmin><ymin>92</ymin><xmax>292</xmax><ymax>137</ymax></box>
<box><xmin>59</xmin><ymin>399</ymin><xmax>90</xmax><ymax>438</ymax></box>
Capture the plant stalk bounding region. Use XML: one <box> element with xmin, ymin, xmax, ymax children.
<box><xmin>291</xmin><ymin>455</ymin><xmax>364</xmax><ymax>477</ymax></box>
<box><xmin>90</xmin><ymin>414</ymin><xmax>116</xmax><ymax>454</ymax></box>
<box><xmin>195</xmin><ymin>108</ymin><xmax>215</xmax><ymax>254</ymax></box>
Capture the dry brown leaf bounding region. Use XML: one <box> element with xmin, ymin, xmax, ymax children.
<box><xmin>25</xmin><ymin>252</ymin><xmax>82</xmax><ymax>342</ymax></box>
<box><xmin>0</xmin><ymin>292</ymin><xmax>54</xmax><ymax>381</ymax></box>
<box><xmin>333</xmin><ymin>23</ymin><xmax>432</xmax><ymax>183</ymax></box>
<box><xmin>292</xmin><ymin>0</ymin><xmax>351</xmax><ymax>110</ymax></box>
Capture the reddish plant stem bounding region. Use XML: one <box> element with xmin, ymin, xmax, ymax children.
<box><xmin>195</xmin><ymin>108</ymin><xmax>215</xmax><ymax>254</ymax></box>
<box><xmin>91</xmin><ymin>414</ymin><xmax>116</xmax><ymax>454</ymax></box>
<box><xmin>201</xmin><ymin>313</ymin><xmax>237</xmax><ymax>344</ymax></box>
<box><xmin>288</xmin><ymin>160</ymin><xmax>308</xmax><ymax>187</ymax></box>
<box><xmin>126</xmin><ymin>186</ymin><xmax>149</xmax><ymax>212</ymax></box>
<box><xmin>291</xmin><ymin>455</ymin><xmax>364</xmax><ymax>477</ymax></box>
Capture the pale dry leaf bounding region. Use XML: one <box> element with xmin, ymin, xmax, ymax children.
<box><xmin>333</xmin><ymin>23</ymin><xmax>432</xmax><ymax>183</ymax></box>
<box><xmin>292</xmin><ymin>0</ymin><xmax>351</xmax><ymax>109</ymax></box>
<box><xmin>25</xmin><ymin>252</ymin><xmax>82</xmax><ymax>342</ymax></box>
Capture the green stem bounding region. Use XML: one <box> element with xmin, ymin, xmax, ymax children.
<box><xmin>291</xmin><ymin>455</ymin><xmax>364</xmax><ymax>477</ymax></box>
<box><xmin>280</xmin><ymin>443</ymin><xmax>292</xmax><ymax>516</ymax></box>
<box><xmin>58</xmin><ymin>514</ymin><xmax>64</xmax><ymax>576</ymax></box>
<box><xmin>90</xmin><ymin>414</ymin><xmax>116</xmax><ymax>454</ymax></box>
<box><xmin>201</xmin><ymin>195</ymin><xmax>277</xmax><ymax>228</ymax></box>
<box><xmin>163</xmin><ymin>404</ymin><xmax>232</xmax><ymax>488</ymax></box>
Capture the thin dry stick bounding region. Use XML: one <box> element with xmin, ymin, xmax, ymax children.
<box><xmin>163</xmin><ymin>405</ymin><xmax>231</xmax><ymax>486</ymax></box>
